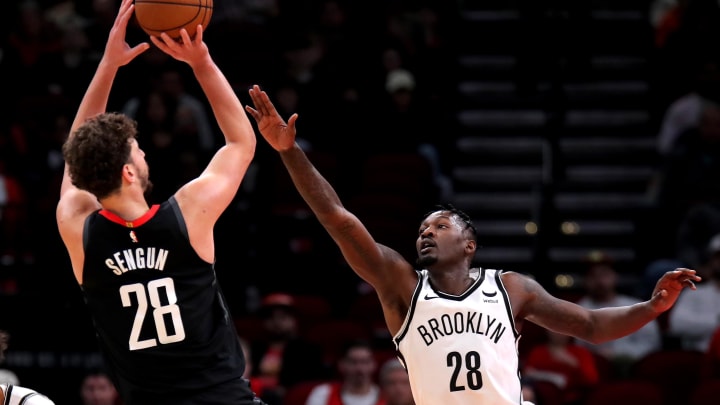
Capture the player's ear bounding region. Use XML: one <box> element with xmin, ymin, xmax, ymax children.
<box><xmin>122</xmin><ymin>163</ymin><xmax>135</xmax><ymax>183</ymax></box>
<box><xmin>465</xmin><ymin>239</ymin><xmax>476</xmax><ymax>254</ymax></box>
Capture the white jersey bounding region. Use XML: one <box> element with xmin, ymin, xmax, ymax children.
<box><xmin>394</xmin><ymin>268</ymin><xmax>523</xmax><ymax>405</ymax></box>
<box><xmin>0</xmin><ymin>384</ymin><xmax>55</xmax><ymax>405</ymax></box>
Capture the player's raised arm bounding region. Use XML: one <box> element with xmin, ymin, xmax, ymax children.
<box><xmin>246</xmin><ymin>85</ymin><xmax>415</xmax><ymax>295</ymax></box>
<box><xmin>60</xmin><ymin>0</ymin><xmax>149</xmax><ymax>200</ymax></box>
<box><xmin>508</xmin><ymin>268</ymin><xmax>701</xmax><ymax>344</ymax></box>
<box><xmin>150</xmin><ymin>28</ymin><xmax>256</xmax><ymax>260</ymax></box>
<box><xmin>57</xmin><ymin>0</ymin><xmax>149</xmax><ymax>280</ymax></box>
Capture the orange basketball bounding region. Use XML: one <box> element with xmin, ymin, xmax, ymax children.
<box><xmin>134</xmin><ymin>0</ymin><xmax>213</xmax><ymax>40</ymax></box>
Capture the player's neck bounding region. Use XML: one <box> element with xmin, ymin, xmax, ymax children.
<box><xmin>100</xmin><ymin>192</ymin><xmax>150</xmax><ymax>222</ymax></box>
<box><xmin>428</xmin><ymin>270</ymin><xmax>476</xmax><ymax>296</ymax></box>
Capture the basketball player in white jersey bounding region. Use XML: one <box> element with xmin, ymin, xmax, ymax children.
<box><xmin>0</xmin><ymin>331</ymin><xmax>55</xmax><ymax>405</ymax></box>
<box><xmin>245</xmin><ymin>85</ymin><xmax>701</xmax><ymax>405</ymax></box>
<box><xmin>0</xmin><ymin>385</ymin><xmax>55</xmax><ymax>405</ymax></box>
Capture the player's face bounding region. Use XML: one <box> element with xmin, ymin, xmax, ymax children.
<box><xmin>81</xmin><ymin>375</ymin><xmax>118</xmax><ymax>405</ymax></box>
<box><xmin>128</xmin><ymin>139</ymin><xmax>153</xmax><ymax>194</ymax></box>
<box><xmin>416</xmin><ymin>211</ymin><xmax>469</xmax><ymax>268</ymax></box>
<box><xmin>381</xmin><ymin>368</ymin><xmax>414</xmax><ymax>405</ymax></box>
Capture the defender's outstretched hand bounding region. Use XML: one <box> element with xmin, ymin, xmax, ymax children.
<box><xmin>649</xmin><ymin>268</ymin><xmax>701</xmax><ymax>313</ymax></box>
<box><xmin>246</xmin><ymin>85</ymin><xmax>298</xmax><ymax>152</ymax></box>
<box><xmin>105</xmin><ymin>0</ymin><xmax>150</xmax><ymax>67</ymax></box>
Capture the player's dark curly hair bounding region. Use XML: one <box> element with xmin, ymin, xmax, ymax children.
<box><xmin>424</xmin><ymin>203</ymin><xmax>478</xmax><ymax>243</ymax></box>
<box><xmin>62</xmin><ymin>112</ymin><xmax>139</xmax><ymax>200</ymax></box>
<box><xmin>0</xmin><ymin>330</ymin><xmax>9</xmax><ymax>363</ymax></box>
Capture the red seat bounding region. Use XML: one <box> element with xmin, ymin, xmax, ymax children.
<box><xmin>348</xmin><ymin>293</ymin><xmax>384</xmax><ymax>324</ymax></box>
<box><xmin>283</xmin><ymin>379</ymin><xmax>329</xmax><ymax>405</ymax></box>
<box><xmin>630</xmin><ymin>349</ymin><xmax>705</xmax><ymax>405</ymax></box>
<box><xmin>591</xmin><ymin>351</ymin><xmax>616</xmax><ymax>382</ymax></box>
<box><xmin>303</xmin><ymin>319</ymin><xmax>373</xmax><ymax>365</ymax></box>
<box><xmin>584</xmin><ymin>380</ymin><xmax>664</xmax><ymax>405</ymax></box>
<box><xmin>689</xmin><ymin>378</ymin><xmax>720</xmax><ymax>405</ymax></box>
<box><xmin>531</xmin><ymin>380</ymin><xmax>564</xmax><ymax>405</ymax></box>
<box><xmin>233</xmin><ymin>316</ymin><xmax>266</xmax><ymax>345</ymax></box>
<box><xmin>292</xmin><ymin>294</ymin><xmax>332</xmax><ymax>326</ymax></box>
<box><xmin>518</xmin><ymin>321</ymin><xmax>548</xmax><ymax>367</ymax></box>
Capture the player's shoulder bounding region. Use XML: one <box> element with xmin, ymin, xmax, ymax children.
<box><xmin>498</xmin><ymin>270</ymin><xmax>542</xmax><ymax>292</ymax></box>
<box><xmin>2</xmin><ymin>385</ymin><xmax>55</xmax><ymax>405</ymax></box>
<box><xmin>56</xmin><ymin>187</ymin><xmax>101</xmax><ymax>223</ymax></box>
<box><xmin>25</xmin><ymin>394</ymin><xmax>55</xmax><ymax>405</ymax></box>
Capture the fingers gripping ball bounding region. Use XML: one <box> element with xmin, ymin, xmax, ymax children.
<box><xmin>134</xmin><ymin>0</ymin><xmax>213</xmax><ymax>40</ymax></box>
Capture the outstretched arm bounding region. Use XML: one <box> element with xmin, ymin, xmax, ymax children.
<box><xmin>509</xmin><ymin>268</ymin><xmax>701</xmax><ymax>344</ymax></box>
<box><xmin>57</xmin><ymin>0</ymin><xmax>149</xmax><ymax>280</ymax></box>
<box><xmin>245</xmin><ymin>85</ymin><xmax>416</xmax><ymax>301</ymax></box>
<box><xmin>60</xmin><ymin>0</ymin><xmax>150</xmax><ymax>200</ymax></box>
<box><xmin>150</xmin><ymin>28</ymin><xmax>256</xmax><ymax>261</ymax></box>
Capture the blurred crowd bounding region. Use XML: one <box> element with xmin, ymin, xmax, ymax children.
<box><xmin>3</xmin><ymin>0</ymin><xmax>720</xmax><ymax>403</ymax></box>
<box><xmin>0</xmin><ymin>0</ymin><xmax>459</xmax><ymax>299</ymax></box>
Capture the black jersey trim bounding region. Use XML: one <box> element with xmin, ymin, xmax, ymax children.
<box><xmin>82</xmin><ymin>210</ymin><xmax>98</xmax><ymax>250</ymax></box>
<box><xmin>426</xmin><ymin>267</ymin><xmax>483</xmax><ymax>301</ymax></box>
<box><xmin>4</xmin><ymin>385</ymin><xmax>12</xmax><ymax>405</ymax></box>
<box><xmin>495</xmin><ymin>270</ymin><xmax>520</xmax><ymax>339</ymax></box>
<box><xmin>394</xmin><ymin>270</ymin><xmax>423</xmax><ymax>346</ymax></box>
<box><xmin>168</xmin><ymin>196</ymin><xmax>189</xmax><ymax>242</ymax></box>
<box><xmin>18</xmin><ymin>392</ymin><xmax>40</xmax><ymax>405</ymax></box>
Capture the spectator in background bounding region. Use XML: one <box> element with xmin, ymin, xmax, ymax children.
<box><xmin>79</xmin><ymin>367</ymin><xmax>120</xmax><ymax>405</ymax></box>
<box><xmin>675</xmin><ymin>201</ymin><xmax>720</xmax><ymax>275</ymax></box>
<box><xmin>650</xmin><ymin>0</ymin><xmax>720</xmax><ymax>119</ymax></box>
<box><xmin>648</xmin><ymin>96</ymin><xmax>720</xmax><ymax>246</ymax></box>
<box><xmin>523</xmin><ymin>329</ymin><xmax>600</xmax><ymax>405</ymax></box>
<box><xmin>520</xmin><ymin>378</ymin><xmax>542</xmax><ymax>405</ymax></box>
<box><xmin>122</xmin><ymin>66</ymin><xmax>216</xmax><ymax>158</ymax></box>
<box><xmin>3</xmin><ymin>0</ymin><xmax>64</xmax><ymax>98</ymax></box>
<box><xmin>575</xmin><ymin>250</ymin><xmax>662</xmax><ymax>375</ymax></box>
<box><xmin>251</xmin><ymin>293</ymin><xmax>328</xmax><ymax>399</ymax></box>
<box><xmin>305</xmin><ymin>339</ymin><xmax>383</xmax><ymax>405</ymax></box>
<box><xmin>655</xmin><ymin>59</ymin><xmax>720</xmax><ymax>158</ymax></box>
<box><xmin>375</xmin><ymin>68</ymin><xmax>453</xmax><ymax>201</ymax></box>
<box><xmin>0</xmin><ymin>330</ymin><xmax>54</xmax><ymax>404</ymax></box>
<box><xmin>378</xmin><ymin>358</ymin><xmax>414</xmax><ymax>405</ymax></box>
<box><xmin>238</xmin><ymin>336</ymin><xmax>282</xmax><ymax>405</ymax></box>
<box><xmin>0</xmin><ymin>161</ymin><xmax>28</xmax><ymax>266</ymax></box>
<box><xmin>0</xmin><ymin>330</ymin><xmax>19</xmax><ymax>385</ymax></box>
<box><xmin>652</xmin><ymin>0</ymin><xmax>687</xmax><ymax>48</ymax></box>
<box><xmin>668</xmin><ymin>233</ymin><xmax>720</xmax><ymax>351</ymax></box>
<box><xmin>701</xmin><ymin>324</ymin><xmax>720</xmax><ymax>379</ymax></box>
<box><xmin>124</xmin><ymin>89</ymin><xmax>182</xmax><ymax>202</ymax></box>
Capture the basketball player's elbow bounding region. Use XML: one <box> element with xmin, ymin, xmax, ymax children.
<box><xmin>582</xmin><ymin>316</ymin><xmax>615</xmax><ymax>345</ymax></box>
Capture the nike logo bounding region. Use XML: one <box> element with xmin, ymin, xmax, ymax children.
<box><xmin>424</xmin><ymin>294</ymin><xmax>440</xmax><ymax>300</ymax></box>
<box><xmin>482</xmin><ymin>290</ymin><xmax>497</xmax><ymax>298</ymax></box>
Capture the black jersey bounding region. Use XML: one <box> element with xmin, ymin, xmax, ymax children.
<box><xmin>81</xmin><ymin>197</ymin><xmax>258</xmax><ymax>405</ymax></box>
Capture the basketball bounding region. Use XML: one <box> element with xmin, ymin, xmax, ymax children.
<box><xmin>134</xmin><ymin>0</ymin><xmax>213</xmax><ymax>40</ymax></box>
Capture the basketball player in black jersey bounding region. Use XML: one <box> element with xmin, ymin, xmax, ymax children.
<box><xmin>56</xmin><ymin>1</ymin><xmax>265</xmax><ymax>404</ymax></box>
<box><xmin>245</xmin><ymin>84</ymin><xmax>701</xmax><ymax>404</ymax></box>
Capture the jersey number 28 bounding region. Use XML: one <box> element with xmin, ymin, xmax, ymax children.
<box><xmin>448</xmin><ymin>351</ymin><xmax>483</xmax><ymax>391</ymax></box>
<box><xmin>120</xmin><ymin>277</ymin><xmax>186</xmax><ymax>350</ymax></box>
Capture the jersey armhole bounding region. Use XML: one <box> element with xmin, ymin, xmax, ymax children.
<box><xmin>168</xmin><ymin>196</ymin><xmax>190</xmax><ymax>242</ymax></box>
<box><xmin>82</xmin><ymin>211</ymin><xmax>97</xmax><ymax>250</ymax></box>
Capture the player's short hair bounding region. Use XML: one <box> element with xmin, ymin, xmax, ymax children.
<box><xmin>424</xmin><ymin>203</ymin><xmax>477</xmax><ymax>242</ymax></box>
<box><xmin>62</xmin><ymin>112</ymin><xmax>139</xmax><ymax>200</ymax></box>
